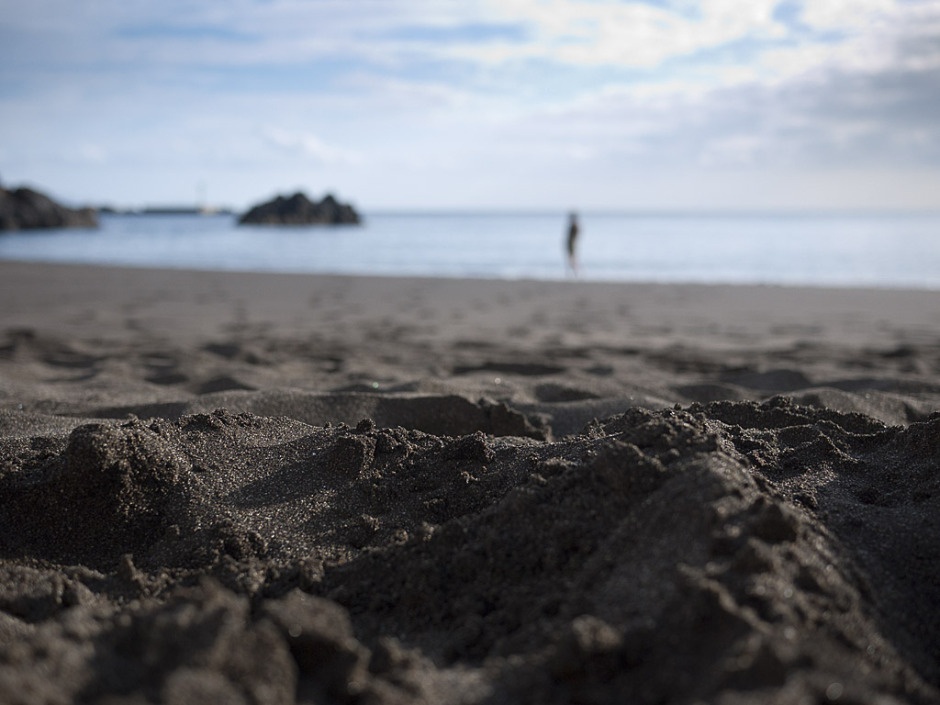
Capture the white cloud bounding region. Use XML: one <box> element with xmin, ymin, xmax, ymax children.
<box><xmin>76</xmin><ymin>143</ymin><xmax>109</xmax><ymax>165</ymax></box>
<box><xmin>698</xmin><ymin>134</ymin><xmax>767</xmax><ymax>167</ymax></box>
<box><xmin>799</xmin><ymin>0</ymin><xmax>898</xmax><ymax>31</ymax></box>
<box><xmin>441</xmin><ymin>0</ymin><xmax>788</xmax><ymax>67</ymax></box>
<box><xmin>253</xmin><ymin>127</ymin><xmax>360</xmax><ymax>166</ymax></box>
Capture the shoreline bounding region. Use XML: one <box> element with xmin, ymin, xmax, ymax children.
<box><xmin>4</xmin><ymin>254</ymin><xmax>940</xmax><ymax>292</ymax></box>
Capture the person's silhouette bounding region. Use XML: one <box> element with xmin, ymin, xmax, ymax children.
<box><xmin>566</xmin><ymin>212</ymin><xmax>580</xmax><ymax>276</ymax></box>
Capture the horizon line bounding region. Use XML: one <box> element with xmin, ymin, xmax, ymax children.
<box><xmin>97</xmin><ymin>205</ymin><xmax>940</xmax><ymax>218</ymax></box>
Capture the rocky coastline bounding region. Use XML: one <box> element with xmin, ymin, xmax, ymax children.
<box><xmin>0</xmin><ymin>184</ymin><xmax>98</xmax><ymax>231</ymax></box>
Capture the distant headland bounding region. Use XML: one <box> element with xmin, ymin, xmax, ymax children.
<box><xmin>100</xmin><ymin>206</ymin><xmax>235</xmax><ymax>216</ymax></box>
<box><xmin>0</xmin><ymin>182</ymin><xmax>98</xmax><ymax>231</ymax></box>
<box><xmin>239</xmin><ymin>191</ymin><xmax>361</xmax><ymax>226</ymax></box>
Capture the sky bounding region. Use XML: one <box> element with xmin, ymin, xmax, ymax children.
<box><xmin>2</xmin><ymin>0</ymin><xmax>940</xmax><ymax>211</ymax></box>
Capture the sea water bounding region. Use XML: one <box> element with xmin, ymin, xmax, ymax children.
<box><xmin>1</xmin><ymin>211</ymin><xmax>939</xmax><ymax>289</ymax></box>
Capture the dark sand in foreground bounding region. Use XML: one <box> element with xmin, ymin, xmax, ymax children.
<box><xmin>2</xmin><ymin>261</ymin><xmax>940</xmax><ymax>704</ymax></box>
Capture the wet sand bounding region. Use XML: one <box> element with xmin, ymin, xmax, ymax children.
<box><xmin>1</xmin><ymin>260</ymin><xmax>940</xmax><ymax>704</ymax></box>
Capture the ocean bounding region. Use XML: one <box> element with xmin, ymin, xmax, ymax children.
<box><xmin>1</xmin><ymin>211</ymin><xmax>939</xmax><ymax>289</ymax></box>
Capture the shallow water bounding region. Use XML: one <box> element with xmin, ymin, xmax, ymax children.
<box><xmin>1</xmin><ymin>211</ymin><xmax>939</xmax><ymax>288</ymax></box>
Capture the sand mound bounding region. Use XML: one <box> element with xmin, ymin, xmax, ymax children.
<box><xmin>2</xmin><ymin>400</ymin><xmax>939</xmax><ymax>704</ymax></box>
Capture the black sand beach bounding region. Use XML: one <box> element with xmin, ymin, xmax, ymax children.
<box><xmin>2</xmin><ymin>261</ymin><xmax>940</xmax><ymax>704</ymax></box>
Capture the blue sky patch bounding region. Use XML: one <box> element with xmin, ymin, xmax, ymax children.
<box><xmin>772</xmin><ymin>0</ymin><xmax>804</xmax><ymax>27</ymax></box>
<box><xmin>115</xmin><ymin>24</ymin><xmax>260</xmax><ymax>43</ymax></box>
<box><xmin>381</xmin><ymin>22</ymin><xmax>529</xmax><ymax>44</ymax></box>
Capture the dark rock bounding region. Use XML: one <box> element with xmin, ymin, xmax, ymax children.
<box><xmin>238</xmin><ymin>192</ymin><xmax>360</xmax><ymax>226</ymax></box>
<box><xmin>0</xmin><ymin>185</ymin><xmax>98</xmax><ymax>231</ymax></box>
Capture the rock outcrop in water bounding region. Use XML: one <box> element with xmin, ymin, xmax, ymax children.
<box><xmin>0</xmin><ymin>184</ymin><xmax>98</xmax><ymax>231</ymax></box>
<box><xmin>239</xmin><ymin>192</ymin><xmax>360</xmax><ymax>226</ymax></box>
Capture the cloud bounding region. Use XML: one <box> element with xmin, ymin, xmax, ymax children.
<box><xmin>75</xmin><ymin>143</ymin><xmax>109</xmax><ymax>165</ymax></box>
<box><xmin>259</xmin><ymin>127</ymin><xmax>362</xmax><ymax>165</ymax></box>
<box><xmin>798</xmin><ymin>0</ymin><xmax>898</xmax><ymax>31</ymax></box>
<box><xmin>474</xmin><ymin>0</ymin><xmax>940</xmax><ymax>169</ymax></box>
<box><xmin>463</xmin><ymin>0</ymin><xmax>788</xmax><ymax>67</ymax></box>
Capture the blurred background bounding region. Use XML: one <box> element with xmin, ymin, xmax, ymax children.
<box><xmin>2</xmin><ymin>0</ymin><xmax>939</xmax><ymax>284</ymax></box>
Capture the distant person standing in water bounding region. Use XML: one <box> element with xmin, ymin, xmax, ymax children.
<box><xmin>566</xmin><ymin>212</ymin><xmax>580</xmax><ymax>276</ymax></box>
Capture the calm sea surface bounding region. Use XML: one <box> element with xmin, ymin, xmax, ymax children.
<box><xmin>1</xmin><ymin>211</ymin><xmax>939</xmax><ymax>289</ymax></box>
